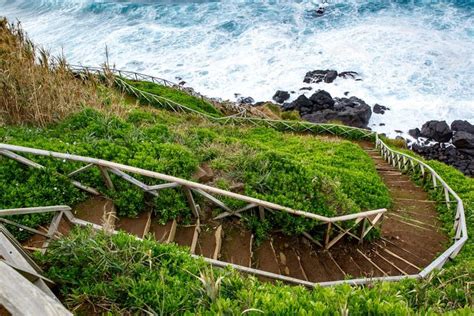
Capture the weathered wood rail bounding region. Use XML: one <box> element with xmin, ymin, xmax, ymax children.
<box><xmin>0</xmin><ymin>143</ymin><xmax>386</xmax><ymax>251</ymax></box>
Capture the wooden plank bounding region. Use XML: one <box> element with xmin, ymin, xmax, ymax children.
<box><xmin>213</xmin><ymin>225</ymin><xmax>223</xmax><ymax>260</ymax></box>
<box><xmin>258</xmin><ymin>206</ymin><xmax>265</xmax><ymax>220</ymax></box>
<box><xmin>41</xmin><ymin>212</ymin><xmax>64</xmax><ymax>253</ymax></box>
<box><xmin>0</xmin><ymin>205</ymin><xmax>70</xmax><ymax>217</ymax></box>
<box><xmin>0</xmin><ymin>218</ymin><xmax>50</xmax><ymax>238</ymax></box>
<box><xmin>109</xmin><ymin>168</ymin><xmax>158</xmax><ymax>196</ymax></box>
<box><xmin>67</xmin><ymin>163</ymin><xmax>93</xmax><ymax>177</ymax></box>
<box><xmin>190</xmin><ymin>219</ymin><xmax>200</xmax><ymax>254</ymax></box>
<box><xmin>183</xmin><ymin>187</ymin><xmax>200</xmax><ymax>218</ymax></box>
<box><xmin>147</xmin><ymin>182</ymin><xmax>180</xmax><ymax>191</ymax></box>
<box><xmin>98</xmin><ymin>166</ymin><xmax>114</xmax><ymax>191</ymax></box>
<box><xmin>192</xmin><ymin>189</ymin><xmax>233</xmax><ymax>213</ymax></box>
<box><xmin>0</xmin><ymin>262</ymin><xmax>71</xmax><ymax>316</ymax></box>
<box><xmin>0</xmin><ymin>149</ymin><xmax>44</xmax><ymax>169</ymax></box>
<box><xmin>167</xmin><ymin>220</ymin><xmax>177</xmax><ymax>244</ymax></box>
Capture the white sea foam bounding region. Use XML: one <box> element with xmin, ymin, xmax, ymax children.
<box><xmin>1</xmin><ymin>0</ymin><xmax>473</xmax><ymax>135</ymax></box>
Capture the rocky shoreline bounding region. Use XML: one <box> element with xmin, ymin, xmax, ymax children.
<box><xmin>408</xmin><ymin>120</ymin><xmax>474</xmax><ymax>176</ymax></box>
<box><xmin>186</xmin><ymin>68</ymin><xmax>473</xmax><ymax>176</ymax></box>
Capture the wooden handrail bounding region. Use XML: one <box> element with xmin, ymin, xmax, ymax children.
<box><xmin>0</xmin><ymin>143</ymin><xmax>385</xmax><ymax>225</ymax></box>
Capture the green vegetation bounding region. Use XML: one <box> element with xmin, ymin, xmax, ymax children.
<box><xmin>124</xmin><ymin>79</ymin><xmax>222</xmax><ymax>117</ymax></box>
<box><xmin>2</xmin><ymin>18</ymin><xmax>472</xmax><ymax>314</ymax></box>
<box><xmin>37</xmin><ymin>227</ymin><xmax>473</xmax><ymax>314</ymax></box>
<box><xmin>1</xmin><ymin>107</ymin><xmax>390</xmax><ymax>239</ymax></box>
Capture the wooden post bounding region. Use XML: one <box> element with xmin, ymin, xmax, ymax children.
<box><xmin>359</xmin><ymin>218</ymin><xmax>367</xmax><ymax>245</ymax></box>
<box><xmin>183</xmin><ymin>187</ymin><xmax>200</xmax><ymax>218</ymax></box>
<box><xmin>98</xmin><ymin>166</ymin><xmax>114</xmax><ymax>191</ymax></box>
<box><xmin>258</xmin><ymin>206</ymin><xmax>265</xmax><ymax>221</ymax></box>
<box><xmin>324</xmin><ymin>222</ymin><xmax>332</xmax><ymax>249</ymax></box>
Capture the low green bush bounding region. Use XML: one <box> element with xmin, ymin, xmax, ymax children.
<box><xmin>37</xmin><ymin>228</ymin><xmax>473</xmax><ymax>314</ymax></box>
<box><xmin>1</xmin><ymin>108</ymin><xmax>390</xmax><ymax>241</ymax></box>
<box><xmin>0</xmin><ymin>159</ymin><xmax>86</xmax><ymax>241</ymax></box>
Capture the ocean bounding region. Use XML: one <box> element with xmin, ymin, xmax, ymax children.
<box><xmin>1</xmin><ymin>0</ymin><xmax>473</xmax><ymax>134</ymax></box>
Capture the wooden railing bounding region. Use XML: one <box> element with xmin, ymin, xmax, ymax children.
<box><xmin>0</xmin><ymin>143</ymin><xmax>386</xmax><ymax>251</ymax></box>
<box><xmin>69</xmin><ymin>65</ymin><xmax>375</xmax><ymax>140</ymax></box>
<box><xmin>375</xmin><ymin>135</ymin><xmax>468</xmax><ymax>276</ymax></box>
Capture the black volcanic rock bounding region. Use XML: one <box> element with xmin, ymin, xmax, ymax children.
<box><xmin>272</xmin><ymin>90</ymin><xmax>290</xmax><ymax>104</ymax></box>
<box><xmin>303</xmin><ymin>69</ymin><xmax>338</xmax><ymax>84</ymax></box>
<box><xmin>373</xmin><ymin>104</ymin><xmax>390</xmax><ymax>115</ymax></box>
<box><xmin>451</xmin><ymin>120</ymin><xmax>474</xmax><ymax>134</ymax></box>
<box><xmin>420</xmin><ymin>120</ymin><xmax>452</xmax><ymax>142</ymax></box>
<box><xmin>408</xmin><ymin>128</ymin><xmax>421</xmax><ymax>139</ymax></box>
<box><xmin>309</xmin><ymin>90</ymin><xmax>335</xmax><ymax>110</ymax></box>
<box><xmin>452</xmin><ymin>131</ymin><xmax>474</xmax><ymax>149</ymax></box>
<box><xmin>324</xmin><ymin>70</ymin><xmax>338</xmax><ymax>83</ymax></box>
<box><xmin>237</xmin><ymin>96</ymin><xmax>255</xmax><ymax>104</ymax></box>
<box><xmin>302</xmin><ymin>96</ymin><xmax>371</xmax><ymax>128</ymax></box>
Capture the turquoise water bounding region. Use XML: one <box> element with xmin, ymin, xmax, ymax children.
<box><xmin>1</xmin><ymin>0</ymin><xmax>473</xmax><ymax>133</ymax></box>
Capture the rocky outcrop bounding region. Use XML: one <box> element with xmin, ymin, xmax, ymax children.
<box><xmin>411</xmin><ymin>143</ymin><xmax>474</xmax><ymax>176</ymax></box>
<box><xmin>409</xmin><ymin>119</ymin><xmax>474</xmax><ymax>176</ymax></box>
<box><xmin>451</xmin><ymin>120</ymin><xmax>474</xmax><ymax>134</ymax></box>
<box><xmin>272</xmin><ymin>90</ymin><xmax>290</xmax><ymax>104</ymax></box>
<box><xmin>303</xmin><ymin>70</ymin><xmax>359</xmax><ymax>84</ymax></box>
<box><xmin>373</xmin><ymin>104</ymin><xmax>390</xmax><ymax>115</ymax></box>
<box><xmin>284</xmin><ymin>90</ymin><xmax>372</xmax><ymax>128</ymax></box>
<box><xmin>452</xmin><ymin>131</ymin><xmax>474</xmax><ymax>150</ymax></box>
<box><xmin>420</xmin><ymin>120</ymin><xmax>453</xmax><ymax>142</ymax></box>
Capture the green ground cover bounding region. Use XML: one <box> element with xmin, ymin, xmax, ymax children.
<box><xmin>124</xmin><ymin>79</ymin><xmax>223</xmax><ymax>117</ymax></box>
<box><xmin>37</xmin><ymin>227</ymin><xmax>473</xmax><ymax>314</ymax></box>
<box><xmin>0</xmin><ymin>107</ymin><xmax>390</xmax><ymax>240</ymax></box>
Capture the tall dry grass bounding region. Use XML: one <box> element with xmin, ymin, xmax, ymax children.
<box><xmin>0</xmin><ymin>18</ymin><xmax>127</xmax><ymax>126</ymax></box>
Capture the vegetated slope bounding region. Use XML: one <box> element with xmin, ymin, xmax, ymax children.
<box><xmin>0</xmin><ymin>19</ymin><xmax>126</xmax><ymax>126</ymax></box>
<box><xmin>0</xmin><ymin>107</ymin><xmax>390</xmax><ymax>241</ymax></box>
<box><xmin>125</xmin><ymin>79</ymin><xmax>223</xmax><ymax>117</ymax></box>
<box><xmin>37</xmin><ymin>227</ymin><xmax>473</xmax><ymax>314</ymax></box>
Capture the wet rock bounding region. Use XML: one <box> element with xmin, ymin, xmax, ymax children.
<box><xmin>237</xmin><ymin>96</ymin><xmax>255</xmax><ymax>105</ymax></box>
<box><xmin>338</xmin><ymin>71</ymin><xmax>359</xmax><ymax>79</ymax></box>
<box><xmin>408</xmin><ymin>128</ymin><xmax>421</xmax><ymax>139</ymax></box>
<box><xmin>302</xmin><ymin>96</ymin><xmax>371</xmax><ymax>129</ymax></box>
<box><xmin>272</xmin><ymin>90</ymin><xmax>290</xmax><ymax>104</ymax></box>
<box><xmin>309</xmin><ymin>90</ymin><xmax>335</xmax><ymax>110</ymax></box>
<box><xmin>324</xmin><ymin>70</ymin><xmax>338</xmax><ymax>83</ymax></box>
<box><xmin>379</xmin><ymin>123</ymin><xmax>386</xmax><ymax>126</ymax></box>
<box><xmin>452</xmin><ymin>131</ymin><xmax>474</xmax><ymax>149</ymax></box>
<box><xmin>451</xmin><ymin>120</ymin><xmax>474</xmax><ymax>134</ymax></box>
<box><xmin>373</xmin><ymin>104</ymin><xmax>390</xmax><ymax>115</ymax></box>
<box><xmin>289</xmin><ymin>95</ymin><xmax>313</xmax><ymax>114</ymax></box>
<box><xmin>411</xmin><ymin>142</ymin><xmax>474</xmax><ymax>176</ymax></box>
<box><xmin>420</xmin><ymin>120</ymin><xmax>452</xmax><ymax>142</ymax></box>
<box><xmin>300</xmin><ymin>86</ymin><xmax>313</xmax><ymax>91</ymax></box>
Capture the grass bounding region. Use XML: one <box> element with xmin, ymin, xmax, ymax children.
<box><xmin>0</xmin><ymin>107</ymin><xmax>390</xmax><ymax>240</ymax></box>
<box><xmin>0</xmin><ymin>19</ymin><xmax>130</xmax><ymax>126</ymax></box>
<box><xmin>124</xmin><ymin>79</ymin><xmax>222</xmax><ymax>117</ymax></box>
<box><xmin>36</xmin><ymin>227</ymin><xmax>473</xmax><ymax>314</ymax></box>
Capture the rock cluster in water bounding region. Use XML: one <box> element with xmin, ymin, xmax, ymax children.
<box><xmin>409</xmin><ymin>120</ymin><xmax>474</xmax><ymax>176</ymax></box>
<box><xmin>277</xmin><ymin>90</ymin><xmax>372</xmax><ymax>129</ymax></box>
<box><xmin>303</xmin><ymin>69</ymin><xmax>360</xmax><ymax>84</ymax></box>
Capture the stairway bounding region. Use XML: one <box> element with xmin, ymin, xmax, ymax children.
<box><xmin>16</xmin><ymin>142</ymin><xmax>448</xmax><ymax>286</ymax></box>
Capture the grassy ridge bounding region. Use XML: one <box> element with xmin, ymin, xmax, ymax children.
<box><xmin>125</xmin><ymin>79</ymin><xmax>223</xmax><ymax>117</ymax></box>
